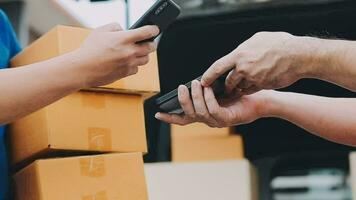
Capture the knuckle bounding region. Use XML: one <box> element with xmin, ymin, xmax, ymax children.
<box><xmin>212</xmin><ymin>64</ymin><xmax>224</xmax><ymax>75</ymax></box>
<box><xmin>142</xmin><ymin>29</ymin><xmax>153</xmax><ymax>38</ymax></box>
<box><xmin>205</xmin><ymin>94</ymin><xmax>214</xmax><ymax>102</ymax></box>
<box><xmin>131</xmin><ymin>67</ymin><xmax>139</xmax><ymax>75</ymax></box>
<box><xmin>144</xmin><ymin>43</ymin><xmax>154</xmax><ymax>53</ymax></box>
<box><xmin>195</xmin><ymin>111</ymin><xmax>204</xmax><ymax>118</ymax></box>
<box><xmin>178</xmin><ymin>97</ymin><xmax>187</xmax><ymax>105</ymax></box>
<box><xmin>191</xmin><ymin>92</ymin><xmax>200</xmax><ymax>99</ymax></box>
<box><xmin>237</xmin><ymin>66</ymin><xmax>248</xmax><ymax>75</ymax></box>
<box><xmin>147</xmin><ymin>43</ymin><xmax>156</xmax><ymax>52</ymax></box>
<box><xmin>196</xmin><ymin>111</ymin><xmax>209</xmax><ymax>119</ymax></box>
<box><xmin>140</xmin><ymin>57</ymin><xmax>149</xmax><ymax>65</ymax></box>
<box><xmin>124</xmin><ymin>48</ymin><xmax>135</xmax><ymax>58</ymax></box>
<box><xmin>186</xmin><ymin>113</ymin><xmax>196</xmax><ymax>119</ymax></box>
<box><xmin>226</xmin><ymin>76</ymin><xmax>236</xmax><ymax>85</ymax></box>
<box><xmin>209</xmin><ymin>108</ymin><xmax>219</xmax><ymax>117</ymax></box>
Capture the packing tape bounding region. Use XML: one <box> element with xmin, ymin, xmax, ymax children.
<box><xmin>82</xmin><ymin>191</ymin><xmax>108</xmax><ymax>200</ymax></box>
<box><xmin>88</xmin><ymin>127</ymin><xmax>112</xmax><ymax>151</ymax></box>
<box><xmin>81</xmin><ymin>93</ymin><xmax>106</xmax><ymax>109</ymax></box>
<box><xmin>79</xmin><ymin>156</ymin><xmax>106</xmax><ymax>177</ymax></box>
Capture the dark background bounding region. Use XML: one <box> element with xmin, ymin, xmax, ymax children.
<box><xmin>144</xmin><ymin>0</ymin><xmax>356</xmax><ymax>198</ymax></box>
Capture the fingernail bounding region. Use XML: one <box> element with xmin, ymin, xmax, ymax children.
<box><xmin>193</xmin><ymin>80</ymin><xmax>200</xmax><ymax>86</ymax></box>
<box><xmin>178</xmin><ymin>85</ymin><xmax>185</xmax><ymax>93</ymax></box>
<box><xmin>155</xmin><ymin>113</ymin><xmax>161</xmax><ymax>119</ymax></box>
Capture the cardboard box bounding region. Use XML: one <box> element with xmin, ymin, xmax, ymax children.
<box><xmin>11</xmin><ymin>25</ymin><xmax>160</xmax><ymax>95</ymax></box>
<box><xmin>171</xmin><ymin>123</ymin><xmax>232</xmax><ymax>138</ymax></box>
<box><xmin>171</xmin><ymin>134</ymin><xmax>244</xmax><ymax>162</ymax></box>
<box><xmin>145</xmin><ymin>160</ymin><xmax>258</xmax><ymax>200</ymax></box>
<box><xmin>10</xmin><ymin>91</ymin><xmax>147</xmax><ymax>166</ymax></box>
<box><xmin>350</xmin><ymin>152</ymin><xmax>356</xmax><ymax>200</ymax></box>
<box><xmin>14</xmin><ymin>153</ymin><xmax>148</xmax><ymax>200</ymax></box>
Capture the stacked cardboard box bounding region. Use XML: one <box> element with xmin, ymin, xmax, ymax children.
<box><xmin>171</xmin><ymin>123</ymin><xmax>244</xmax><ymax>162</ymax></box>
<box><xmin>10</xmin><ymin>25</ymin><xmax>158</xmax><ymax>199</ymax></box>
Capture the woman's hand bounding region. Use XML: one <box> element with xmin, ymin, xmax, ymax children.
<box><xmin>74</xmin><ymin>23</ymin><xmax>160</xmax><ymax>88</ymax></box>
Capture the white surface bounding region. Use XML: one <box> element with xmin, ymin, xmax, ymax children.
<box><xmin>53</xmin><ymin>0</ymin><xmax>126</xmax><ymax>28</ymax></box>
<box><xmin>144</xmin><ymin>160</ymin><xmax>257</xmax><ymax>200</ymax></box>
<box><xmin>25</xmin><ymin>0</ymin><xmax>79</xmax><ymax>34</ymax></box>
<box><xmin>351</xmin><ymin>152</ymin><xmax>356</xmax><ymax>200</ymax></box>
<box><xmin>128</xmin><ymin>0</ymin><xmax>156</xmax><ymax>27</ymax></box>
<box><xmin>25</xmin><ymin>0</ymin><xmax>126</xmax><ymax>35</ymax></box>
<box><xmin>271</xmin><ymin>175</ymin><xmax>345</xmax><ymax>189</ymax></box>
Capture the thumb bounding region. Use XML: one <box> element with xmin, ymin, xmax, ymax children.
<box><xmin>95</xmin><ymin>23</ymin><xmax>123</xmax><ymax>32</ymax></box>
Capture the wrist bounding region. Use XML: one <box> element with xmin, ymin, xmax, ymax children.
<box><xmin>291</xmin><ymin>36</ymin><xmax>321</xmax><ymax>79</ymax></box>
<box><xmin>256</xmin><ymin>90</ymin><xmax>284</xmax><ymax>118</ymax></box>
<box><xmin>57</xmin><ymin>50</ymin><xmax>89</xmax><ymax>90</ymax></box>
<box><xmin>253</xmin><ymin>90</ymin><xmax>280</xmax><ymax>118</ymax></box>
<box><xmin>294</xmin><ymin>36</ymin><xmax>343</xmax><ymax>79</ymax></box>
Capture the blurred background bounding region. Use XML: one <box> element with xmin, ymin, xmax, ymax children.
<box><xmin>2</xmin><ymin>0</ymin><xmax>356</xmax><ymax>199</ymax></box>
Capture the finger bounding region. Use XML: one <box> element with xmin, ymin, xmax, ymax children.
<box><xmin>155</xmin><ymin>112</ymin><xmax>192</xmax><ymax>126</ymax></box>
<box><xmin>95</xmin><ymin>22</ymin><xmax>123</xmax><ymax>32</ymax></box>
<box><xmin>201</xmin><ymin>52</ymin><xmax>236</xmax><ymax>87</ymax></box>
<box><xmin>134</xmin><ymin>42</ymin><xmax>157</xmax><ymax>57</ymax></box>
<box><xmin>236</xmin><ymin>78</ymin><xmax>252</xmax><ymax>90</ymax></box>
<box><xmin>125</xmin><ymin>25</ymin><xmax>160</xmax><ymax>43</ymax></box>
<box><xmin>241</xmin><ymin>85</ymin><xmax>261</xmax><ymax>95</ymax></box>
<box><xmin>129</xmin><ymin>56</ymin><xmax>150</xmax><ymax>68</ymax></box>
<box><xmin>204</xmin><ymin>87</ymin><xmax>226</xmax><ymax>122</ymax></box>
<box><xmin>225</xmin><ymin>69</ymin><xmax>244</xmax><ymax>93</ymax></box>
<box><xmin>178</xmin><ymin>85</ymin><xmax>195</xmax><ymax>118</ymax></box>
<box><xmin>191</xmin><ymin>80</ymin><xmax>210</xmax><ymax>121</ymax></box>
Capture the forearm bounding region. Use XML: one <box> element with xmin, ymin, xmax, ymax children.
<box><xmin>265</xmin><ymin>91</ymin><xmax>356</xmax><ymax>146</ymax></box>
<box><xmin>300</xmin><ymin>36</ymin><xmax>356</xmax><ymax>91</ymax></box>
<box><xmin>0</xmin><ymin>51</ymin><xmax>85</xmax><ymax>125</ymax></box>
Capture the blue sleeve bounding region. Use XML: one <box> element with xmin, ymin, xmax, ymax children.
<box><xmin>0</xmin><ymin>10</ymin><xmax>21</xmax><ymax>58</ymax></box>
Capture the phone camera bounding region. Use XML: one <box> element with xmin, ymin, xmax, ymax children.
<box><xmin>155</xmin><ymin>2</ymin><xmax>169</xmax><ymax>15</ymax></box>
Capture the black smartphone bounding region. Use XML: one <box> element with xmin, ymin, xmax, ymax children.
<box><xmin>156</xmin><ymin>72</ymin><xmax>230</xmax><ymax>114</ymax></box>
<box><xmin>129</xmin><ymin>0</ymin><xmax>181</xmax><ymax>42</ymax></box>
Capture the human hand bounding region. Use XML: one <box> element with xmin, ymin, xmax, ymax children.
<box><xmin>155</xmin><ymin>80</ymin><xmax>273</xmax><ymax>127</ymax></box>
<box><xmin>74</xmin><ymin>23</ymin><xmax>159</xmax><ymax>88</ymax></box>
<box><xmin>201</xmin><ymin>32</ymin><xmax>313</xmax><ymax>95</ymax></box>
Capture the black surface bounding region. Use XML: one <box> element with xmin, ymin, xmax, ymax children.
<box><xmin>156</xmin><ymin>71</ymin><xmax>228</xmax><ymax>114</ymax></box>
<box><xmin>152</xmin><ymin>0</ymin><xmax>356</xmax><ymax>161</ymax></box>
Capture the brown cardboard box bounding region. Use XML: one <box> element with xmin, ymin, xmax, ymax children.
<box><xmin>145</xmin><ymin>160</ymin><xmax>258</xmax><ymax>200</ymax></box>
<box><xmin>10</xmin><ymin>91</ymin><xmax>147</xmax><ymax>166</ymax></box>
<box><xmin>171</xmin><ymin>123</ymin><xmax>232</xmax><ymax>138</ymax></box>
<box><xmin>11</xmin><ymin>25</ymin><xmax>160</xmax><ymax>95</ymax></box>
<box><xmin>172</xmin><ymin>134</ymin><xmax>244</xmax><ymax>162</ymax></box>
<box><xmin>14</xmin><ymin>153</ymin><xmax>148</xmax><ymax>200</ymax></box>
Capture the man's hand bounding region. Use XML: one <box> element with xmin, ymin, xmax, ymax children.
<box><xmin>155</xmin><ymin>80</ymin><xmax>272</xmax><ymax>127</ymax></box>
<box><xmin>201</xmin><ymin>32</ymin><xmax>314</xmax><ymax>95</ymax></box>
<box><xmin>74</xmin><ymin>23</ymin><xmax>159</xmax><ymax>88</ymax></box>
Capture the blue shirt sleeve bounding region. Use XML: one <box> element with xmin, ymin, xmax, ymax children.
<box><xmin>0</xmin><ymin>9</ymin><xmax>21</xmax><ymax>200</ymax></box>
<box><xmin>0</xmin><ymin>9</ymin><xmax>21</xmax><ymax>66</ymax></box>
